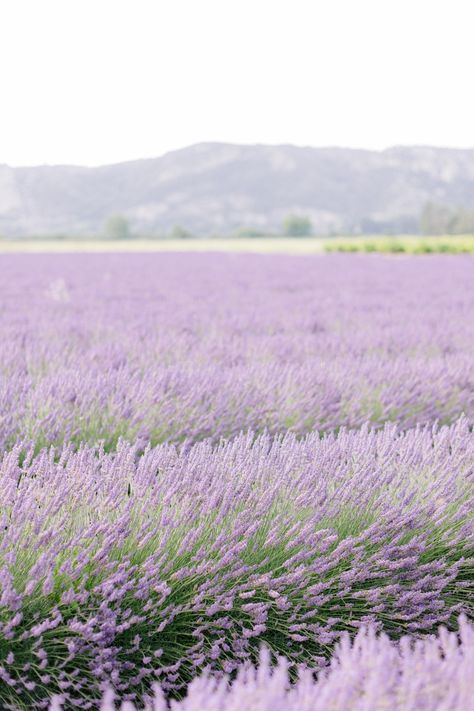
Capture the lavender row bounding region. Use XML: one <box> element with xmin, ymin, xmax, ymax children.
<box><xmin>0</xmin><ymin>253</ymin><xmax>473</xmax><ymax>448</ymax></box>
<box><xmin>48</xmin><ymin>616</ymin><xmax>474</xmax><ymax>711</ymax></box>
<box><xmin>1</xmin><ymin>420</ymin><xmax>472</xmax><ymax>707</ymax></box>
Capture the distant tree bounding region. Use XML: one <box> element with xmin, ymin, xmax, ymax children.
<box><xmin>235</xmin><ymin>227</ymin><xmax>267</xmax><ymax>238</ymax></box>
<box><xmin>449</xmin><ymin>207</ymin><xmax>474</xmax><ymax>234</ymax></box>
<box><xmin>169</xmin><ymin>225</ymin><xmax>193</xmax><ymax>239</ymax></box>
<box><xmin>103</xmin><ymin>215</ymin><xmax>131</xmax><ymax>240</ymax></box>
<box><xmin>420</xmin><ymin>202</ymin><xmax>474</xmax><ymax>235</ymax></box>
<box><xmin>420</xmin><ymin>203</ymin><xmax>453</xmax><ymax>235</ymax></box>
<box><xmin>283</xmin><ymin>214</ymin><xmax>313</xmax><ymax>237</ymax></box>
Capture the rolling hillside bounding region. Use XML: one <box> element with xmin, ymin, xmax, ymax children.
<box><xmin>1</xmin><ymin>143</ymin><xmax>474</xmax><ymax>236</ymax></box>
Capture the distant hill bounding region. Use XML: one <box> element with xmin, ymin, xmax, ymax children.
<box><xmin>1</xmin><ymin>143</ymin><xmax>474</xmax><ymax>237</ymax></box>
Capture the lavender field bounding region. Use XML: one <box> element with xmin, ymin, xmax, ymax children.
<box><xmin>1</xmin><ymin>253</ymin><xmax>474</xmax><ymax>448</ymax></box>
<box><xmin>0</xmin><ymin>253</ymin><xmax>473</xmax><ymax>709</ymax></box>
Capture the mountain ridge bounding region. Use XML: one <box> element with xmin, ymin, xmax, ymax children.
<box><xmin>1</xmin><ymin>143</ymin><xmax>474</xmax><ymax>236</ymax></box>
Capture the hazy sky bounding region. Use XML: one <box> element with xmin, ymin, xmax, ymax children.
<box><xmin>1</xmin><ymin>0</ymin><xmax>473</xmax><ymax>166</ymax></box>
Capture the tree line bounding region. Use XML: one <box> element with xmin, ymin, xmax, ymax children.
<box><xmin>102</xmin><ymin>205</ymin><xmax>474</xmax><ymax>240</ymax></box>
<box><xmin>420</xmin><ymin>202</ymin><xmax>474</xmax><ymax>235</ymax></box>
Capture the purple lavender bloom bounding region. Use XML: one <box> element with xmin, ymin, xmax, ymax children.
<box><xmin>0</xmin><ymin>253</ymin><xmax>471</xmax><ymax>446</ymax></box>
<box><xmin>0</xmin><ymin>253</ymin><xmax>472</xmax><ymax>707</ymax></box>
<box><xmin>46</xmin><ymin>615</ymin><xmax>474</xmax><ymax>710</ymax></box>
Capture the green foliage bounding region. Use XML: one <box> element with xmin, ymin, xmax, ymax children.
<box><xmin>325</xmin><ymin>236</ymin><xmax>474</xmax><ymax>254</ymax></box>
<box><xmin>420</xmin><ymin>201</ymin><xmax>474</xmax><ymax>235</ymax></box>
<box><xmin>170</xmin><ymin>225</ymin><xmax>193</xmax><ymax>239</ymax></box>
<box><xmin>283</xmin><ymin>214</ymin><xmax>313</xmax><ymax>237</ymax></box>
<box><xmin>103</xmin><ymin>214</ymin><xmax>132</xmax><ymax>240</ymax></box>
<box><xmin>235</xmin><ymin>227</ymin><xmax>267</xmax><ymax>238</ymax></box>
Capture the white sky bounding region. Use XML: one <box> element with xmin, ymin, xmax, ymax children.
<box><xmin>0</xmin><ymin>0</ymin><xmax>473</xmax><ymax>167</ymax></box>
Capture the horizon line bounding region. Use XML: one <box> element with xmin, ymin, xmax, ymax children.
<box><xmin>2</xmin><ymin>141</ymin><xmax>474</xmax><ymax>171</ymax></box>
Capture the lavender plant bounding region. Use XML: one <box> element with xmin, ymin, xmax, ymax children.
<box><xmin>0</xmin><ymin>253</ymin><xmax>473</xmax><ymax>449</ymax></box>
<box><xmin>1</xmin><ymin>253</ymin><xmax>473</xmax><ymax>708</ymax></box>
<box><xmin>48</xmin><ymin>615</ymin><xmax>474</xmax><ymax>710</ymax></box>
<box><xmin>0</xmin><ymin>421</ymin><xmax>472</xmax><ymax>708</ymax></box>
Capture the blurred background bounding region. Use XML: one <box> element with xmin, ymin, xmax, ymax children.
<box><xmin>0</xmin><ymin>0</ymin><xmax>473</xmax><ymax>243</ymax></box>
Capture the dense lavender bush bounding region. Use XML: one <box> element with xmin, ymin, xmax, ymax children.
<box><xmin>1</xmin><ymin>252</ymin><xmax>473</xmax><ymax>708</ymax></box>
<box><xmin>1</xmin><ymin>421</ymin><xmax>472</xmax><ymax>708</ymax></box>
<box><xmin>48</xmin><ymin>616</ymin><xmax>474</xmax><ymax>710</ymax></box>
<box><xmin>0</xmin><ymin>253</ymin><xmax>473</xmax><ymax>449</ymax></box>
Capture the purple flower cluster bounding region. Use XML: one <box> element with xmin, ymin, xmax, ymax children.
<box><xmin>47</xmin><ymin>615</ymin><xmax>474</xmax><ymax>710</ymax></box>
<box><xmin>1</xmin><ymin>252</ymin><xmax>473</xmax><ymax>708</ymax></box>
<box><xmin>0</xmin><ymin>421</ymin><xmax>472</xmax><ymax>707</ymax></box>
<box><xmin>0</xmin><ymin>253</ymin><xmax>473</xmax><ymax>448</ymax></box>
